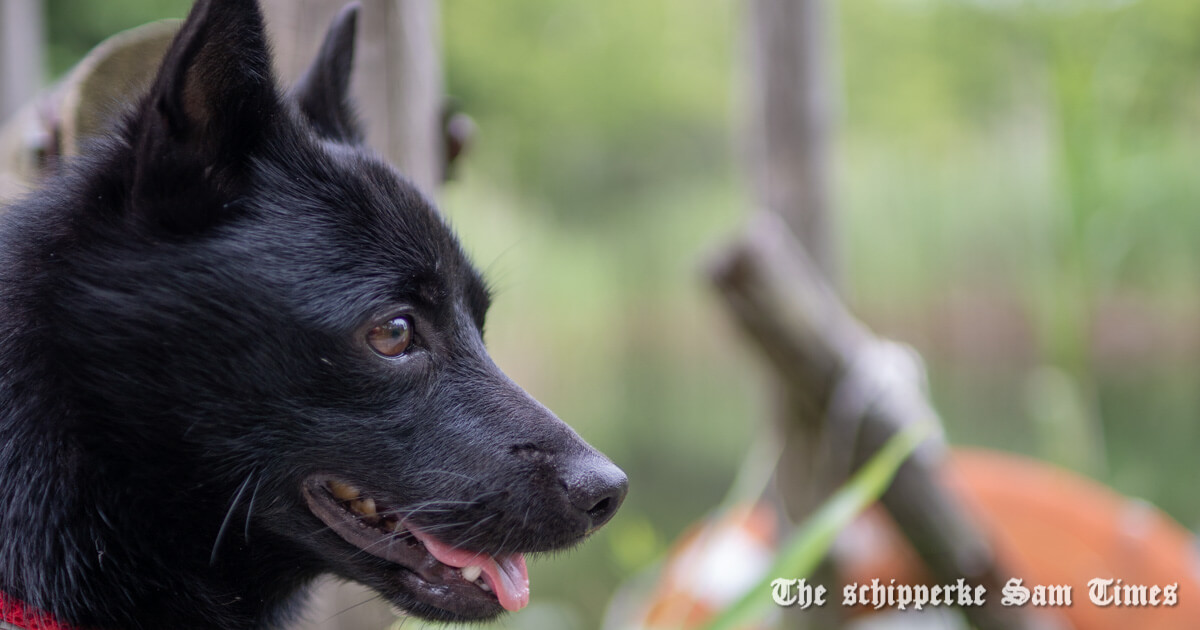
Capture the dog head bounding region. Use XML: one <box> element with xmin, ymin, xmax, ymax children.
<box><xmin>43</xmin><ymin>0</ymin><xmax>625</xmax><ymax>622</ymax></box>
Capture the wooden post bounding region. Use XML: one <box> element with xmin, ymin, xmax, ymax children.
<box><xmin>0</xmin><ymin>0</ymin><xmax>44</xmax><ymax>123</ymax></box>
<box><xmin>710</xmin><ymin>214</ymin><xmax>1042</xmax><ymax>630</ymax></box>
<box><xmin>747</xmin><ymin>0</ymin><xmax>835</xmax><ymax>278</ymax></box>
<box><xmin>735</xmin><ymin>2</ymin><xmax>1037</xmax><ymax>627</ymax></box>
<box><xmin>746</xmin><ymin>0</ymin><xmax>838</xmax><ymax>532</ymax></box>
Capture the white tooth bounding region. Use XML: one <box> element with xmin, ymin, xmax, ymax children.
<box><xmin>461</xmin><ymin>565</ymin><xmax>483</xmax><ymax>583</ymax></box>
<box><xmin>350</xmin><ymin>497</ymin><xmax>376</xmax><ymax>517</ymax></box>
<box><xmin>477</xmin><ymin>580</ymin><xmax>491</xmax><ymax>592</ymax></box>
<box><xmin>329</xmin><ymin>481</ymin><xmax>360</xmax><ymax>501</ymax></box>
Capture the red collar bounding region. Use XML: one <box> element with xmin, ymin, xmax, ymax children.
<box><xmin>0</xmin><ymin>591</ymin><xmax>78</xmax><ymax>630</ymax></box>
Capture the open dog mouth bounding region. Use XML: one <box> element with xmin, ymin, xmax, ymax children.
<box><xmin>301</xmin><ymin>476</ymin><xmax>530</xmax><ymax>617</ymax></box>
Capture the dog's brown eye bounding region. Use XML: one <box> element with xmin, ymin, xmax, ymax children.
<box><xmin>367</xmin><ymin>316</ymin><xmax>413</xmax><ymax>357</ymax></box>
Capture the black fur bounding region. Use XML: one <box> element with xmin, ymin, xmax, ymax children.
<box><xmin>0</xmin><ymin>1</ymin><xmax>626</xmax><ymax>628</ymax></box>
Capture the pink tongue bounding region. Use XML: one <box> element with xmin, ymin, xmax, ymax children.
<box><xmin>407</xmin><ymin>525</ymin><xmax>530</xmax><ymax>612</ymax></box>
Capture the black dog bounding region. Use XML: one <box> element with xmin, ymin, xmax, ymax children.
<box><xmin>0</xmin><ymin>1</ymin><xmax>626</xmax><ymax>628</ymax></box>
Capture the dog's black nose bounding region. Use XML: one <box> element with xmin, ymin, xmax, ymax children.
<box><xmin>563</xmin><ymin>455</ymin><xmax>628</xmax><ymax>531</ymax></box>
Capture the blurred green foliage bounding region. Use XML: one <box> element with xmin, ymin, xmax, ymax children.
<box><xmin>44</xmin><ymin>0</ymin><xmax>1200</xmax><ymax>627</ymax></box>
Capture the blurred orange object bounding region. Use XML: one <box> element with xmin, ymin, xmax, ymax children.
<box><xmin>838</xmin><ymin>448</ymin><xmax>1200</xmax><ymax>630</ymax></box>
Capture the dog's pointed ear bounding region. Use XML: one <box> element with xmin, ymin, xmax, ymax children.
<box><xmin>292</xmin><ymin>3</ymin><xmax>363</xmax><ymax>143</ymax></box>
<box><xmin>130</xmin><ymin>0</ymin><xmax>279</xmax><ymax>232</ymax></box>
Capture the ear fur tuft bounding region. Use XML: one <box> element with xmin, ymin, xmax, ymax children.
<box><xmin>130</xmin><ymin>0</ymin><xmax>280</xmax><ymax>233</ymax></box>
<box><xmin>292</xmin><ymin>2</ymin><xmax>363</xmax><ymax>144</ymax></box>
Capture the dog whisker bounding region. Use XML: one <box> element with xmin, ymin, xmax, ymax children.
<box><xmin>410</xmin><ymin>469</ymin><xmax>484</xmax><ymax>484</ymax></box>
<box><xmin>322</xmin><ymin>590</ymin><xmax>387</xmax><ymax>624</ymax></box>
<box><xmin>243</xmin><ymin>474</ymin><xmax>264</xmax><ymax>543</ymax></box>
<box><xmin>435</xmin><ymin>515</ymin><xmax>500</xmax><ymax>562</ymax></box>
<box><xmin>211</xmin><ymin>470</ymin><xmax>257</xmax><ymax>566</ymax></box>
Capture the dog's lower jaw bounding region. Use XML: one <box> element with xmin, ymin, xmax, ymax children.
<box><xmin>301</xmin><ymin>477</ymin><xmax>530</xmax><ymax>620</ymax></box>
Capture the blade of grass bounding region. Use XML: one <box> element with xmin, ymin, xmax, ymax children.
<box><xmin>698</xmin><ymin>421</ymin><xmax>934</xmax><ymax>630</ymax></box>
